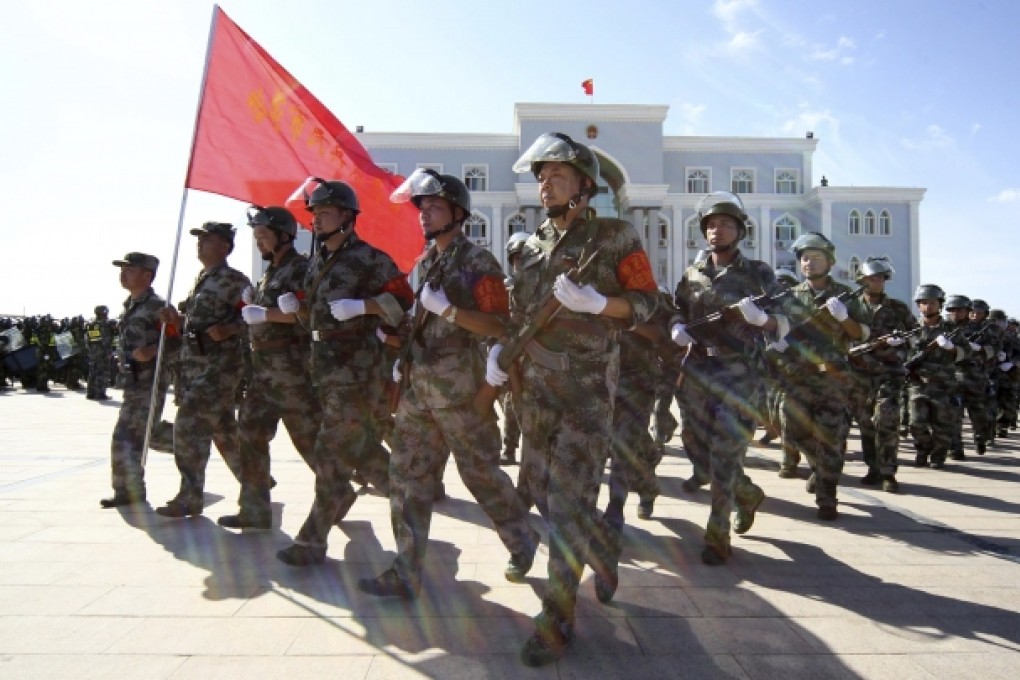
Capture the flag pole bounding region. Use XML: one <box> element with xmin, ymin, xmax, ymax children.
<box><xmin>142</xmin><ymin>5</ymin><xmax>220</xmax><ymax>469</ymax></box>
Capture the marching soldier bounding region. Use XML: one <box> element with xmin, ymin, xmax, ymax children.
<box><xmin>156</xmin><ymin>222</ymin><xmax>250</xmax><ymax>518</ymax></box>
<box><xmin>968</xmin><ymin>299</ymin><xmax>1002</xmax><ymax>448</ymax></box>
<box><xmin>671</xmin><ymin>191</ymin><xmax>778</xmax><ymax>565</ymax></box>
<box><xmin>500</xmin><ymin>231</ymin><xmax>531</xmax><ymax>466</ymax></box>
<box><xmin>218</xmin><ymin>206</ymin><xmax>319</xmax><ymax>530</ymax></box>
<box><xmin>944</xmin><ymin>295</ymin><xmax>992</xmax><ymax>458</ymax></box>
<box><xmin>358</xmin><ymin>170</ymin><xmax>536</xmax><ymax>599</ymax></box>
<box><xmin>848</xmin><ymin>257</ymin><xmax>917</xmax><ymax>492</ymax></box>
<box><xmin>273</xmin><ymin>178</ymin><xmax>413</xmax><ymax>566</ymax></box>
<box><xmin>86</xmin><ymin>306</ymin><xmax>114</xmax><ymax>400</ymax></box>
<box><xmin>774</xmin><ymin>232</ymin><xmax>868</xmax><ymax>521</ymax></box>
<box><xmin>102</xmin><ymin>253</ymin><xmax>170</xmax><ymax>507</ymax></box>
<box><xmin>486</xmin><ymin>133</ymin><xmax>658</xmax><ymax>666</ymax></box>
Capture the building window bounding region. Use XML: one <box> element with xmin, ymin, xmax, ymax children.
<box><xmin>774</xmin><ymin>214</ymin><xmax>799</xmax><ymax>243</ymax></box>
<box><xmin>658</xmin><ymin>215</ymin><xmax>670</xmax><ymax>241</ymax></box>
<box><xmin>849</xmin><ymin>210</ymin><xmax>861</xmax><ymax>235</ymax></box>
<box><xmin>731</xmin><ymin>168</ymin><xmax>754</xmax><ymax>194</ymax></box>
<box><xmin>657</xmin><ymin>258</ymin><xmax>668</xmax><ymax>285</ymax></box>
<box><xmin>864</xmin><ymin>210</ymin><xmax>876</xmax><ymax>235</ymax></box>
<box><xmin>775</xmin><ymin>169</ymin><xmax>799</xmax><ymax>194</ymax></box>
<box><xmin>879</xmin><ymin>210</ymin><xmax>891</xmax><ymax>236</ymax></box>
<box><xmin>377</xmin><ymin>163</ymin><xmax>397</xmax><ymax>174</ymax></box>
<box><xmin>463</xmin><ymin>165</ymin><xmax>488</xmax><ymax>192</ymax></box>
<box><xmin>745</xmin><ymin>218</ymin><xmax>757</xmax><ymax>243</ymax></box>
<box><xmin>686</xmin><ymin>215</ymin><xmax>701</xmax><ymax>243</ymax></box>
<box><xmin>416</xmin><ymin>163</ymin><xmax>443</xmax><ymax>174</ymax></box>
<box><xmin>465</xmin><ymin>211</ymin><xmax>487</xmax><ymax>240</ymax></box>
<box><xmin>507</xmin><ymin>213</ymin><xmax>527</xmax><ymax>235</ymax></box>
<box><xmin>687</xmin><ymin>168</ymin><xmax>710</xmax><ymax>194</ymax></box>
<box><xmin>848</xmin><ymin>256</ymin><xmax>861</xmax><ymax>281</ymax></box>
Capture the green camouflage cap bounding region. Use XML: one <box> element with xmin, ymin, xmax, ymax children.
<box><xmin>189</xmin><ymin>221</ymin><xmax>236</xmax><ymax>242</ymax></box>
<box><xmin>112</xmin><ymin>252</ymin><xmax>160</xmax><ymax>272</ymax></box>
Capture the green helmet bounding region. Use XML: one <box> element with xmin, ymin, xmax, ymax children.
<box><xmin>696</xmin><ymin>191</ymin><xmax>748</xmax><ymax>240</ymax></box>
<box><xmin>791</xmin><ymin>232</ymin><xmax>836</xmax><ymax>264</ymax></box>
<box><xmin>944</xmin><ymin>294</ymin><xmax>971</xmax><ymax>310</ymax></box>
<box><xmin>913</xmin><ymin>284</ymin><xmax>945</xmax><ymax>302</ymax></box>
<box><xmin>858</xmin><ymin>256</ymin><xmax>895</xmax><ymax>281</ymax></box>
<box><xmin>246</xmin><ymin>205</ymin><xmax>297</xmax><ymax>238</ymax></box>
<box><xmin>506</xmin><ymin>231</ymin><xmax>531</xmax><ymax>258</ymax></box>
<box><xmin>94</xmin><ymin>305</ymin><xmax>108</xmax><ymax>317</ymax></box>
<box><xmin>971</xmin><ymin>299</ymin><xmax>989</xmax><ymax>314</ymax></box>
<box><xmin>774</xmin><ymin>268</ymin><xmax>799</xmax><ymax>287</ymax></box>
<box><xmin>390</xmin><ymin>169</ymin><xmax>471</xmax><ymax>216</ymax></box>
<box><xmin>513</xmin><ymin>132</ymin><xmax>600</xmax><ymax>198</ymax></box>
<box><xmin>990</xmin><ymin>309</ymin><xmax>1007</xmax><ymax>321</ymax></box>
<box><xmin>295</xmin><ymin>177</ymin><xmax>360</xmax><ymax>214</ymax></box>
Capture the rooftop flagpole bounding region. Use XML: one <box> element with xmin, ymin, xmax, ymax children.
<box><xmin>142</xmin><ymin>4</ymin><xmax>221</xmax><ymax>469</ymax></box>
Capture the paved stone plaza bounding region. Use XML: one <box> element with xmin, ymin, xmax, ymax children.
<box><xmin>1</xmin><ymin>385</ymin><xmax>1019</xmax><ymax>678</ymax></box>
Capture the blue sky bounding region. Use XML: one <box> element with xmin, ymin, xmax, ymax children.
<box><xmin>2</xmin><ymin>0</ymin><xmax>1018</xmax><ymax>317</ymax></box>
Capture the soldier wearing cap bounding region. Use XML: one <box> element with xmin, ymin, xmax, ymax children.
<box><xmin>357</xmin><ymin>169</ymin><xmax>537</xmax><ymax>600</ymax></box>
<box><xmin>217</xmin><ymin>206</ymin><xmax>319</xmax><ymax>531</ymax></box>
<box><xmin>86</xmin><ymin>305</ymin><xmax>114</xmax><ymax>400</ymax></box>
<box><xmin>102</xmin><ymin>252</ymin><xmax>171</xmax><ymax>507</ymax></box>
<box><xmin>273</xmin><ymin>178</ymin><xmax>414</xmax><ymax>566</ymax></box>
<box><xmin>155</xmin><ymin>222</ymin><xmax>251</xmax><ymax>518</ymax></box>
<box><xmin>773</xmin><ymin>232</ymin><xmax>868</xmax><ymax>521</ymax></box>
<box><xmin>486</xmin><ymin>132</ymin><xmax>659</xmax><ymax>666</ymax></box>
<box><xmin>847</xmin><ymin>257</ymin><xmax>917</xmax><ymax>492</ymax></box>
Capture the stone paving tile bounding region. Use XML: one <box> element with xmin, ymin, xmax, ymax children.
<box><xmin>910</xmin><ymin>651</ymin><xmax>1020</xmax><ymax>679</ymax></box>
<box><xmin>735</xmin><ymin>654</ymin><xmax>937</xmax><ymax>680</ymax></box>
<box><xmin>171</xmin><ymin>654</ymin><xmax>373</xmax><ymax>679</ymax></box>
<box><xmin>0</xmin><ymin>654</ymin><xmax>187</xmax><ymax>680</ymax></box>
<box><xmin>0</xmin><ymin>615</ymin><xmax>143</xmax><ymax>654</ymax></box>
<box><xmin>105</xmin><ymin>617</ymin><xmax>307</xmax><ymax>656</ymax></box>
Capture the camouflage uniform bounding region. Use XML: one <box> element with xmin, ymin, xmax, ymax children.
<box><xmin>777</xmin><ymin>278</ymin><xmax>868</xmax><ymax>513</ymax></box>
<box><xmin>86</xmin><ymin>317</ymin><xmax>114</xmax><ymax>398</ymax></box>
<box><xmin>674</xmin><ymin>251</ymin><xmax>776</xmax><ymax>555</ymax></box>
<box><xmin>289</xmin><ymin>232</ymin><xmax>413</xmax><ymax>553</ymax></box>
<box><xmin>386</xmin><ymin>233</ymin><xmax>535</xmax><ymax>591</ymax></box>
<box><xmin>850</xmin><ymin>294</ymin><xmax>918</xmax><ymax>478</ymax></box>
<box><xmin>109</xmin><ymin>288</ymin><xmax>170</xmax><ymax>500</ymax></box>
<box><xmin>235</xmin><ymin>249</ymin><xmax>319</xmax><ymax>522</ymax></box>
<box><xmin>168</xmin><ymin>262</ymin><xmax>250</xmax><ymax>509</ymax></box>
<box><xmin>997</xmin><ymin>329</ymin><xmax>1020</xmax><ymax>434</ymax></box>
<box><xmin>512</xmin><ymin>211</ymin><xmax>658</xmax><ymax>629</ymax></box>
<box><xmin>949</xmin><ymin>319</ymin><xmax>995</xmax><ymax>455</ymax></box>
<box><xmin>907</xmin><ymin>321</ymin><xmax>966</xmax><ymax>466</ymax></box>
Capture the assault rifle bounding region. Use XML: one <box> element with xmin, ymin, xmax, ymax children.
<box><xmin>473</xmin><ymin>248</ymin><xmax>602</xmax><ymax>417</ymax></box>
<box><xmin>782</xmin><ymin>284</ymin><xmax>866</xmax><ymax>350</ymax></box>
<box><xmin>680</xmin><ymin>289</ymin><xmax>793</xmax><ymax>345</ymax></box>
<box><xmin>848</xmin><ymin>326</ymin><xmax>923</xmax><ymax>358</ymax></box>
<box><xmin>903</xmin><ymin>323</ymin><xmax>968</xmax><ymax>373</ymax></box>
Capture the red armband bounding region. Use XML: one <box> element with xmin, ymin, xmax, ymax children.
<box><xmin>473</xmin><ymin>275</ymin><xmax>510</xmax><ymax>314</ymax></box>
<box><xmin>617</xmin><ymin>251</ymin><xmax>658</xmax><ymax>291</ymax></box>
<box><xmin>382</xmin><ymin>275</ymin><xmax>415</xmax><ymax>309</ymax></box>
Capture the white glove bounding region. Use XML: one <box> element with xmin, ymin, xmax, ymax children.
<box><xmin>736</xmin><ymin>297</ymin><xmax>768</xmax><ymax>327</ymax></box>
<box><xmin>376</xmin><ymin>327</ymin><xmax>388</xmax><ymax>344</ymax></box>
<box><xmin>485</xmin><ymin>344</ymin><xmax>508</xmax><ymax>387</ymax></box>
<box><xmin>420</xmin><ymin>285</ymin><xmax>451</xmax><ymax>317</ymax></box>
<box><xmin>824</xmin><ymin>296</ymin><xmax>849</xmax><ymax>322</ymax></box>
<box><xmin>768</xmin><ymin>339</ymin><xmax>789</xmax><ymax>352</ymax></box>
<box><xmin>553</xmin><ymin>274</ymin><xmax>607</xmax><ymax>315</ymax></box>
<box><xmin>969</xmin><ymin>342</ymin><xmax>981</xmax><ymax>352</ymax></box>
<box><xmin>241</xmin><ymin>305</ymin><xmax>268</xmax><ymax>325</ymax></box>
<box><xmin>278</xmin><ymin>292</ymin><xmax>300</xmax><ymax>314</ymax></box>
<box><xmin>671</xmin><ymin>322</ymin><xmax>694</xmax><ymax>347</ymax></box>
<box><xmin>392</xmin><ymin>359</ymin><xmax>402</xmax><ymax>383</ymax></box>
<box><xmin>330</xmin><ymin>299</ymin><xmax>367</xmax><ymax>322</ymax></box>
<box><xmin>1001</xmin><ymin>362</ymin><xmax>1014</xmax><ymax>372</ymax></box>
<box><xmin>998</xmin><ymin>351</ymin><xmax>1007</xmax><ymax>362</ymax></box>
<box><xmin>935</xmin><ymin>334</ymin><xmax>954</xmax><ymax>350</ymax></box>
<box><xmin>241</xmin><ymin>285</ymin><xmax>256</xmax><ymax>305</ymax></box>
<box><xmin>885</xmin><ymin>336</ymin><xmax>905</xmax><ymax>347</ymax></box>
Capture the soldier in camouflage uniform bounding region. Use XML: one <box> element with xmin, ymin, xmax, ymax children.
<box><xmin>101</xmin><ymin>253</ymin><xmax>169</xmax><ymax>507</ymax></box>
<box><xmin>274</xmin><ymin>178</ymin><xmax>413</xmax><ymax>566</ymax></box>
<box><xmin>217</xmin><ymin>206</ymin><xmax>319</xmax><ymax>530</ymax></box>
<box><xmin>991</xmin><ymin>310</ymin><xmax>1019</xmax><ymax>437</ymax></box>
<box><xmin>764</xmin><ymin>269</ymin><xmax>804</xmax><ymax>477</ymax></box>
<box><xmin>358</xmin><ymin>171</ymin><xmax>536</xmax><ymax>599</ymax></box>
<box><xmin>671</xmin><ymin>191</ymin><xmax>779</xmax><ymax>565</ymax></box>
<box><xmin>499</xmin><ymin>232</ymin><xmax>531</xmax><ymax>466</ymax></box>
<box><xmin>944</xmin><ymin>295</ymin><xmax>992</xmax><ymax>458</ymax></box>
<box><xmin>968</xmin><ymin>300</ymin><xmax>1002</xmax><ymax>449</ymax></box>
<box><xmin>155</xmin><ymin>222</ymin><xmax>250</xmax><ymax>518</ymax></box>
<box><xmin>774</xmin><ymin>232</ymin><xmax>869</xmax><ymax>521</ymax></box>
<box><xmin>906</xmin><ymin>285</ymin><xmax>967</xmax><ymax>469</ymax></box>
<box><xmin>847</xmin><ymin>258</ymin><xmax>918</xmax><ymax>492</ymax></box>
<box><xmin>86</xmin><ymin>305</ymin><xmax>114</xmax><ymax>400</ymax></box>
<box><xmin>485</xmin><ymin>133</ymin><xmax>659</xmax><ymax>666</ymax></box>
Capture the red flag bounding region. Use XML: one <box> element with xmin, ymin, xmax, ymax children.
<box><xmin>582</xmin><ymin>79</ymin><xmax>594</xmax><ymax>96</ymax></box>
<box><xmin>185</xmin><ymin>8</ymin><xmax>423</xmax><ymax>272</ymax></box>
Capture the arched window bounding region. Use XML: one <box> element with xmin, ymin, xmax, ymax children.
<box><xmin>731</xmin><ymin>169</ymin><xmax>754</xmax><ymax>194</ymax></box>
<box><xmin>686</xmin><ymin>215</ymin><xmax>701</xmax><ymax>243</ymax></box>
<box><xmin>848</xmin><ymin>256</ymin><xmax>861</xmax><ymax>281</ymax></box>
<box><xmin>465</xmin><ymin>212</ymin><xmax>487</xmax><ymax>240</ymax></box>
<box><xmin>658</xmin><ymin>215</ymin><xmax>670</xmax><ymax>241</ymax></box>
<box><xmin>879</xmin><ymin>210</ymin><xmax>891</xmax><ymax>236</ymax></box>
<box><xmin>506</xmin><ymin>213</ymin><xmax>527</xmax><ymax>235</ymax></box>
<box><xmin>744</xmin><ymin>217</ymin><xmax>757</xmax><ymax>243</ymax></box>
<box><xmin>774</xmin><ymin>214</ymin><xmax>799</xmax><ymax>243</ymax></box>
<box><xmin>864</xmin><ymin>210</ymin><xmax>876</xmax><ymax>235</ymax></box>
<box><xmin>848</xmin><ymin>210</ymin><xmax>861</xmax><ymax>235</ymax></box>
<box><xmin>687</xmin><ymin>168</ymin><xmax>710</xmax><ymax>194</ymax></box>
<box><xmin>463</xmin><ymin>165</ymin><xmax>488</xmax><ymax>192</ymax></box>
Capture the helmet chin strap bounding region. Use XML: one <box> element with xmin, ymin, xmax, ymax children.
<box><xmin>316</xmin><ymin>216</ymin><xmax>354</xmax><ymax>245</ymax></box>
<box><xmin>424</xmin><ymin>221</ymin><xmax>459</xmax><ymax>241</ymax></box>
<box><xmin>545</xmin><ymin>190</ymin><xmax>588</xmax><ymax>219</ymax></box>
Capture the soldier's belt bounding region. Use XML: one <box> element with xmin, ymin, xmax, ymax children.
<box><xmin>525</xmin><ymin>339</ymin><xmax>570</xmax><ymax>371</ymax></box>
<box><xmin>251</xmin><ymin>336</ymin><xmax>308</xmax><ymax>352</ymax></box>
<box><xmin>311</xmin><ymin>329</ymin><xmax>362</xmax><ymax>342</ymax></box>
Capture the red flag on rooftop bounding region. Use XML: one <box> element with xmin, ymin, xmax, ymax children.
<box><xmin>185</xmin><ymin>7</ymin><xmax>423</xmax><ymax>272</ymax></box>
<box><xmin>582</xmin><ymin>79</ymin><xmax>594</xmax><ymax>96</ymax></box>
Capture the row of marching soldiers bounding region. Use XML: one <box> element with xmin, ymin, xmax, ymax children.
<box><xmin>96</xmin><ymin>131</ymin><xmax>1020</xmax><ymax>668</ymax></box>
